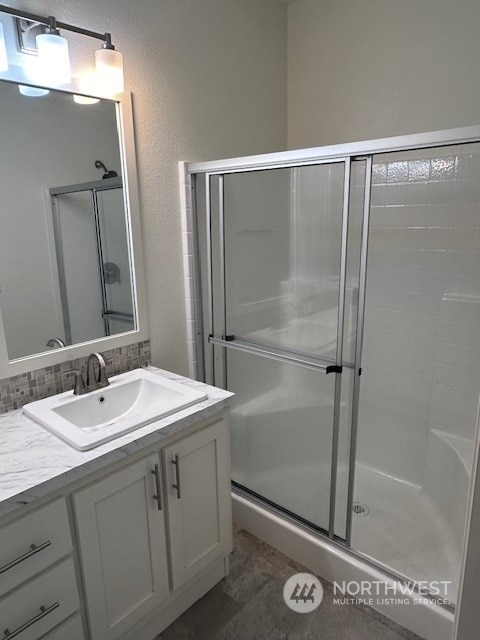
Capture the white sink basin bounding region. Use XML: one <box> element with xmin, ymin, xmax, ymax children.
<box><xmin>23</xmin><ymin>369</ymin><xmax>207</xmax><ymax>450</ymax></box>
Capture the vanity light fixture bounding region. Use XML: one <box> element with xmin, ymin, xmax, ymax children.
<box><xmin>36</xmin><ymin>16</ymin><xmax>71</xmax><ymax>86</ymax></box>
<box><xmin>0</xmin><ymin>22</ymin><xmax>8</xmax><ymax>72</ymax></box>
<box><xmin>0</xmin><ymin>5</ymin><xmax>125</xmax><ymax>97</ymax></box>
<box><xmin>95</xmin><ymin>33</ymin><xmax>124</xmax><ymax>94</ymax></box>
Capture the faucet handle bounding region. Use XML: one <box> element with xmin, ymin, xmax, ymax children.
<box><xmin>65</xmin><ymin>370</ymin><xmax>86</xmax><ymax>395</ymax></box>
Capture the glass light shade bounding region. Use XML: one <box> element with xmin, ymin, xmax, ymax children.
<box><xmin>95</xmin><ymin>47</ymin><xmax>124</xmax><ymax>94</ymax></box>
<box><xmin>0</xmin><ymin>23</ymin><xmax>8</xmax><ymax>73</ymax></box>
<box><xmin>18</xmin><ymin>85</ymin><xmax>49</xmax><ymax>97</ymax></box>
<box><xmin>36</xmin><ymin>32</ymin><xmax>71</xmax><ymax>86</ymax></box>
<box><xmin>73</xmin><ymin>72</ymin><xmax>101</xmax><ymax>104</ymax></box>
<box><xmin>73</xmin><ymin>94</ymin><xmax>100</xmax><ymax>105</ymax></box>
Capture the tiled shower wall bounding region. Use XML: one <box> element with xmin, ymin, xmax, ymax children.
<box><xmin>0</xmin><ymin>340</ymin><xmax>150</xmax><ymax>414</ymax></box>
<box><xmin>357</xmin><ymin>145</ymin><xmax>480</xmax><ymax>485</ymax></box>
<box><xmin>179</xmin><ymin>162</ymin><xmax>198</xmax><ymax>379</ymax></box>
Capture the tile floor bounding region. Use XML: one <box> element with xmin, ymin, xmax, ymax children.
<box><xmin>157</xmin><ymin>528</ymin><xmax>423</xmax><ymax>640</ymax></box>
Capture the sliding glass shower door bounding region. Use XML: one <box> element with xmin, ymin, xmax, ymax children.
<box><xmin>205</xmin><ymin>160</ymin><xmax>357</xmax><ymax>535</ymax></box>
<box><xmin>192</xmin><ymin>128</ymin><xmax>480</xmax><ymax>606</ymax></box>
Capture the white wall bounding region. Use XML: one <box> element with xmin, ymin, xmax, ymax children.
<box><xmin>3</xmin><ymin>0</ymin><xmax>288</xmax><ymax>375</ymax></box>
<box><xmin>287</xmin><ymin>0</ymin><xmax>480</xmax><ymax>149</ymax></box>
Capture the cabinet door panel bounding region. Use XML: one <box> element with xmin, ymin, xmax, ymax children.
<box><xmin>43</xmin><ymin>614</ymin><xmax>85</xmax><ymax>640</ymax></box>
<box><xmin>0</xmin><ymin>498</ymin><xmax>72</xmax><ymax>598</ymax></box>
<box><xmin>0</xmin><ymin>559</ymin><xmax>79</xmax><ymax>640</ymax></box>
<box><xmin>164</xmin><ymin>419</ymin><xmax>231</xmax><ymax>589</ymax></box>
<box><xmin>73</xmin><ymin>454</ymin><xmax>169</xmax><ymax>640</ymax></box>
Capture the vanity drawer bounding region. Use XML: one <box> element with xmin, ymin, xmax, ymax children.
<box><xmin>41</xmin><ymin>613</ymin><xmax>85</xmax><ymax>640</ymax></box>
<box><xmin>0</xmin><ymin>499</ymin><xmax>73</xmax><ymax>597</ymax></box>
<box><xmin>0</xmin><ymin>558</ymin><xmax>79</xmax><ymax>640</ymax></box>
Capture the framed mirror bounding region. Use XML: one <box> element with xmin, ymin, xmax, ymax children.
<box><xmin>0</xmin><ymin>80</ymin><xmax>148</xmax><ymax>378</ymax></box>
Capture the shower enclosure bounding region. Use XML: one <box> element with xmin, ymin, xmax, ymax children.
<box><xmin>49</xmin><ymin>177</ymin><xmax>134</xmax><ymax>346</ymax></box>
<box><xmin>188</xmin><ymin>127</ymin><xmax>480</xmax><ymax>611</ymax></box>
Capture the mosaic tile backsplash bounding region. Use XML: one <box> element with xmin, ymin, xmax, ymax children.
<box><xmin>0</xmin><ymin>341</ymin><xmax>150</xmax><ymax>414</ymax></box>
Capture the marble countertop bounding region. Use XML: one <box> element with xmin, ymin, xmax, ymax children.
<box><xmin>0</xmin><ymin>367</ymin><xmax>233</xmax><ymax>520</ymax></box>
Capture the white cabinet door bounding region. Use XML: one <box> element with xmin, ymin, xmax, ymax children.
<box><xmin>73</xmin><ymin>454</ymin><xmax>170</xmax><ymax>640</ymax></box>
<box><xmin>163</xmin><ymin>418</ymin><xmax>232</xmax><ymax>590</ymax></box>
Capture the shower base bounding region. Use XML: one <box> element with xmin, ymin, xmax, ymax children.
<box><xmin>351</xmin><ymin>463</ymin><xmax>460</xmax><ymax>605</ymax></box>
<box><xmin>232</xmin><ymin>489</ymin><xmax>454</xmax><ymax>639</ymax></box>
<box><xmin>232</xmin><ymin>459</ymin><xmax>458</xmax><ymax>640</ymax></box>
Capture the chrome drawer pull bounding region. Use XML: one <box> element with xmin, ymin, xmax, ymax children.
<box><xmin>0</xmin><ymin>540</ymin><xmax>51</xmax><ymax>575</ymax></box>
<box><xmin>151</xmin><ymin>464</ymin><xmax>163</xmax><ymax>511</ymax></box>
<box><xmin>172</xmin><ymin>454</ymin><xmax>181</xmax><ymax>499</ymax></box>
<box><xmin>3</xmin><ymin>602</ymin><xmax>59</xmax><ymax>638</ymax></box>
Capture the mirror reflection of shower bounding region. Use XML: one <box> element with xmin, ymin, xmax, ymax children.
<box><xmin>49</xmin><ymin>174</ymin><xmax>134</xmax><ymax>347</ymax></box>
<box><xmin>94</xmin><ymin>159</ymin><xmax>118</xmax><ymax>179</ymax></box>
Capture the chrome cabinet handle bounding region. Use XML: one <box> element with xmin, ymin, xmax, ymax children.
<box><xmin>172</xmin><ymin>454</ymin><xmax>181</xmax><ymax>499</ymax></box>
<box><xmin>0</xmin><ymin>540</ymin><xmax>51</xmax><ymax>576</ymax></box>
<box><xmin>3</xmin><ymin>602</ymin><xmax>59</xmax><ymax>638</ymax></box>
<box><xmin>151</xmin><ymin>464</ymin><xmax>163</xmax><ymax>511</ymax></box>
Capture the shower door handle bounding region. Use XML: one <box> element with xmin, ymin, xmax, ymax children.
<box><xmin>326</xmin><ymin>365</ymin><xmax>343</xmax><ymax>374</ymax></box>
<box><xmin>209</xmin><ymin>336</ymin><xmax>342</xmax><ymax>374</ymax></box>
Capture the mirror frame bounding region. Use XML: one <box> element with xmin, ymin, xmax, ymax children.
<box><xmin>0</xmin><ymin>87</ymin><xmax>148</xmax><ymax>379</ymax></box>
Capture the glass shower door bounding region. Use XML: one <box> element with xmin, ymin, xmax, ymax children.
<box><xmin>96</xmin><ymin>187</ymin><xmax>135</xmax><ymax>333</ymax></box>
<box><xmin>209</xmin><ymin>162</ymin><xmax>349</xmax><ymax>534</ymax></box>
<box><xmin>351</xmin><ymin>143</ymin><xmax>480</xmax><ymax>603</ymax></box>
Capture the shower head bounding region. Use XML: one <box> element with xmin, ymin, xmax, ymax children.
<box><xmin>94</xmin><ymin>159</ymin><xmax>118</xmax><ymax>179</ymax></box>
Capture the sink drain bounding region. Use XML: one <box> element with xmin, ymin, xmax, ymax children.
<box><xmin>352</xmin><ymin>502</ymin><xmax>369</xmax><ymax>516</ymax></box>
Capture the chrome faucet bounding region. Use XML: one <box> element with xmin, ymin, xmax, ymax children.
<box><xmin>47</xmin><ymin>337</ymin><xmax>66</xmax><ymax>348</ymax></box>
<box><xmin>68</xmin><ymin>352</ymin><xmax>110</xmax><ymax>395</ymax></box>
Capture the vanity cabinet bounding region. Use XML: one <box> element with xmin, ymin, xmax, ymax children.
<box><xmin>0</xmin><ymin>559</ymin><xmax>80</xmax><ymax>640</ymax></box>
<box><xmin>73</xmin><ymin>453</ymin><xmax>170</xmax><ymax>640</ymax></box>
<box><xmin>163</xmin><ymin>417</ymin><xmax>231</xmax><ymax>590</ymax></box>
<box><xmin>41</xmin><ymin>613</ymin><xmax>85</xmax><ymax>640</ymax></box>
<box><xmin>73</xmin><ymin>414</ymin><xmax>232</xmax><ymax>640</ymax></box>
<box><xmin>0</xmin><ymin>498</ymin><xmax>81</xmax><ymax>639</ymax></box>
<box><xmin>0</xmin><ymin>412</ymin><xmax>231</xmax><ymax>640</ymax></box>
<box><xmin>0</xmin><ymin>498</ymin><xmax>73</xmax><ymax>598</ymax></box>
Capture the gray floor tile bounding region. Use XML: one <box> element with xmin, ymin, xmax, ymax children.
<box><xmin>220</xmin><ymin>542</ymin><xmax>272</xmax><ymax>605</ymax></box>
<box><xmin>160</xmin><ymin>584</ymin><xmax>241</xmax><ymax>640</ymax></box>
<box><xmin>216</xmin><ymin>578</ymin><xmax>290</xmax><ymax>640</ymax></box>
<box><xmin>159</xmin><ymin>529</ymin><xmax>424</xmax><ymax>640</ymax></box>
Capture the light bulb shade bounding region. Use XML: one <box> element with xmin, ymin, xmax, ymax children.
<box><xmin>95</xmin><ymin>47</ymin><xmax>124</xmax><ymax>94</ymax></box>
<box><xmin>0</xmin><ymin>23</ymin><xmax>8</xmax><ymax>72</ymax></box>
<box><xmin>73</xmin><ymin>94</ymin><xmax>100</xmax><ymax>105</ymax></box>
<box><xmin>18</xmin><ymin>85</ymin><xmax>49</xmax><ymax>97</ymax></box>
<box><xmin>36</xmin><ymin>32</ymin><xmax>71</xmax><ymax>86</ymax></box>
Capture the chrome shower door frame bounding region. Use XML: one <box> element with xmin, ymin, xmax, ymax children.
<box><xmin>197</xmin><ymin>156</ymin><xmax>353</xmax><ymax>540</ymax></box>
<box><xmin>188</xmin><ymin>124</ymin><xmax>480</xmax><ymax>557</ymax></box>
<box><xmin>49</xmin><ymin>178</ymin><xmax>123</xmax><ymax>342</ymax></box>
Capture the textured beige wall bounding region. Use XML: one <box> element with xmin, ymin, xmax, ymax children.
<box><xmin>287</xmin><ymin>0</ymin><xmax>480</xmax><ymax>149</ymax></box>
<box><xmin>9</xmin><ymin>0</ymin><xmax>287</xmax><ymax>375</ymax></box>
